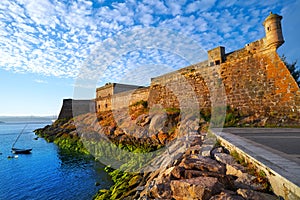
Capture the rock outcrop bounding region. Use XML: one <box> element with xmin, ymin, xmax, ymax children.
<box><xmin>35</xmin><ymin>105</ymin><xmax>279</xmax><ymax>200</ymax></box>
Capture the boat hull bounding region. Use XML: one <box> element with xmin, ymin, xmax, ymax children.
<box><xmin>12</xmin><ymin>148</ymin><xmax>32</xmax><ymax>154</ymax></box>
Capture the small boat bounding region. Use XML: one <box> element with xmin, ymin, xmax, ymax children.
<box><xmin>12</xmin><ymin>148</ymin><xmax>32</xmax><ymax>154</ymax></box>
<box><xmin>11</xmin><ymin>124</ymin><xmax>32</xmax><ymax>154</ymax></box>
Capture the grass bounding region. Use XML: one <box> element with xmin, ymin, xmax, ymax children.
<box><xmin>230</xmin><ymin>150</ymin><xmax>273</xmax><ymax>193</ymax></box>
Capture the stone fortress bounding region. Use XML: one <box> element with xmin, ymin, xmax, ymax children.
<box><xmin>59</xmin><ymin>12</ymin><xmax>300</xmax><ymax>125</ymax></box>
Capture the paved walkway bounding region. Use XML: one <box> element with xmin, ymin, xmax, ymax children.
<box><xmin>214</xmin><ymin>128</ymin><xmax>300</xmax><ymax>188</ymax></box>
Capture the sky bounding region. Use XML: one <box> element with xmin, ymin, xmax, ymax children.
<box><xmin>0</xmin><ymin>0</ymin><xmax>299</xmax><ymax>116</ymax></box>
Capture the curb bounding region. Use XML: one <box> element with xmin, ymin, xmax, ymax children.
<box><xmin>212</xmin><ymin>130</ymin><xmax>300</xmax><ymax>200</ymax></box>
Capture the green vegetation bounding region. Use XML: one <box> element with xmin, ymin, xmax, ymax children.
<box><xmin>130</xmin><ymin>100</ymin><xmax>148</xmax><ymax>108</ymax></box>
<box><xmin>281</xmin><ymin>54</ymin><xmax>300</xmax><ymax>87</ymax></box>
<box><xmin>34</xmin><ymin>117</ymin><xmax>88</xmax><ymax>154</ymax></box>
<box><xmin>91</xmin><ymin>141</ymin><xmax>157</xmax><ymax>200</ymax></box>
<box><xmin>54</xmin><ymin>135</ymin><xmax>89</xmax><ymax>154</ymax></box>
<box><xmin>230</xmin><ymin>150</ymin><xmax>272</xmax><ymax>192</ymax></box>
<box><xmin>94</xmin><ymin>167</ymin><xmax>137</xmax><ymax>200</ymax></box>
<box><xmin>230</xmin><ymin>150</ymin><xmax>247</xmax><ymax>167</ymax></box>
<box><xmin>129</xmin><ymin>100</ymin><xmax>149</xmax><ymax>119</ymax></box>
<box><xmin>164</xmin><ymin>107</ymin><xmax>180</xmax><ymax>114</ymax></box>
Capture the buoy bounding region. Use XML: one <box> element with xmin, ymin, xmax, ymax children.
<box><xmin>7</xmin><ymin>155</ymin><xmax>18</xmax><ymax>159</ymax></box>
<box><xmin>95</xmin><ymin>182</ymin><xmax>100</xmax><ymax>186</ymax></box>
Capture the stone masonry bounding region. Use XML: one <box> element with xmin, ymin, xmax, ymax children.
<box><xmin>95</xmin><ymin>12</ymin><xmax>299</xmax><ymax>124</ymax></box>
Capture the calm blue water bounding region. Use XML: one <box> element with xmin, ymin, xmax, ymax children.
<box><xmin>0</xmin><ymin>122</ymin><xmax>112</xmax><ymax>200</ymax></box>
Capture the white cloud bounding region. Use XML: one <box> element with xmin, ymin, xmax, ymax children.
<box><xmin>186</xmin><ymin>0</ymin><xmax>216</xmax><ymax>13</ymax></box>
<box><xmin>0</xmin><ymin>0</ymin><xmax>297</xmax><ymax>82</ymax></box>
<box><xmin>34</xmin><ymin>79</ymin><xmax>48</xmax><ymax>84</ymax></box>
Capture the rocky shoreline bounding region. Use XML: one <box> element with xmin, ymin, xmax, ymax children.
<box><xmin>35</xmin><ymin>105</ymin><xmax>280</xmax><ymax>200</ymax></box>
<box><xmin>94</xmin><ymin>133</ymin><xmax>278</xmax><ymax>200</ymax></box>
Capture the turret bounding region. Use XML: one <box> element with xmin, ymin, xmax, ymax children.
<box><xmin>208</xmin><ymin>46</ymin><xmax>225</xmax><ymax>66</ymax></box>
<box><xmin>263</xmin><ymin>12</ymin><xmax>284</xmax><ymax>50</ymax></box>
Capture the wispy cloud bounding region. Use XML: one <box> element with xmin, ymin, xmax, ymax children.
<box><xmin>34</xmin><ymin>79</ymin><xmax>48</xmax><ymax>84</ymax></box>
<box><xmin>0</xmin><ymin>0</ymin><xmax>297</xmax><ymax>84</ymax></box>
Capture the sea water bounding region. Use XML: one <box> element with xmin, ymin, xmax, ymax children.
<box><xmin>0</xmin><ymin>121</ymin><xmax>112</xmax><ymax>200</ymax></box>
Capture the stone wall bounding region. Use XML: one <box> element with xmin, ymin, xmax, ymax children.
<box><xmin>96</xmin><ymin>83</ymin><xmax>147</xmax><ymax>112</ymax></box>
<box><xmin>93</xmin><ymin>13</ymin><xmax>299</xmax><ymax>125</ymax></box>
<box><xmin>112</xmin><ymin>87</ymin><xmax>150</xmax><ymax>110</ymax></box>
<box><xmin>93</xmin><ymin>47</ymin><xmax>299</xmax><ymax>124</ymax></box>
<box><xmin>58</xmin><ymin>99</ymin><xmax>95</xmax><ymax>119</ymax></box>
<box><xmin>148</xmin><ymin>48</ymin><xmax>300</xmax><ymax>124</ymax></box>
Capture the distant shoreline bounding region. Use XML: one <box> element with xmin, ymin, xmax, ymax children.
<box><xmin>0</xmin><ymin>116</ymin><xmax>56</xmax><ymax>124</ymax></box>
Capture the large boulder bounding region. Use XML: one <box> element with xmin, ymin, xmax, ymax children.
<box><xmin>179</xmin><ymin>155</ymin><xmax>226</xmax><ymax>175</ymax></box>
<box><xmin>149</xmin><ymin>113</ymin><xmax>167</xmax><ymax>135</ymax></box>
<box><xmin>237</xmin><ymin>189</ymin><xmax>278</xmax><ymax>200</ymax></box>
<box><xmin>209</xmin><ymin>191</ymin><xmax>245</xmax><ymax>200</ymax></box>
<box><xmin>170</xmin><ymin>177</ymin><xmax>223</xmax><ymax>200</ymax></box>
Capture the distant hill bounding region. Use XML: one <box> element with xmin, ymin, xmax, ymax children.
<box><xmin>0</xmin><ymin>116</ymin><xmax>56</xmax><ymax>124</ymax></box>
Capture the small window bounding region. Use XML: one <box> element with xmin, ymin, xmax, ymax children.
<box><xmin>267</xmin><ymin>27</ymin><xmax>270</xmax><ymax>31</ymax></box>
<box><xmin>105</xmin><ymin>104</ymin><xmax>108</xmax><ymax>108</ymax></box>
<box><xmin>98</xmin><ymin>105</ymin><xmax>100</xmax><ymax>109</ymax></box>
<box><xmin>215</xmin><ymin>60</ymin><xmax>220</xmax><ymax>65</ymax></box>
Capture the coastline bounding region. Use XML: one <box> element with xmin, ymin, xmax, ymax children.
<box><xmin>35</xmin><ymin>104</ymin><xmax>283</xmax><ymax>200</ymax></box>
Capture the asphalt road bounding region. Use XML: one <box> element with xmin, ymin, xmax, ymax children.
<box><xmin>223</xmin><ymin>128</ymin><xmax>300</xmax><ymax>165</ymax></box>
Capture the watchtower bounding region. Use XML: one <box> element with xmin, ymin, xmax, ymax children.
<box><xmin>263</xmin><ymin>12</ymin><xmax>284</xmax><ymax>50</ymax></box>
<box><xmin>208</xmin><ymin>46</ymin><xmax>225</xmax><ymax>66</ymax></box>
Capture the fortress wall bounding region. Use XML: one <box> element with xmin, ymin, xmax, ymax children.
<box><xmin>149</xmin><ymin>62</ymin><xmax>215</xmax><ymax>111</ymax></box>
<box><xmin>58</xmin><ymin>99</ymin><xmax>95</xmax><ymax>119</ymax></box>
<box><xmin>111</xmin><ymin>87</ymin><xmax>150</xmax><ymax>110</ymax></box>
<box><xmin>96</xmin><ymin>96</ymin><xmax>112</xmax><ymax>112</ymax></box>
<box><xmin>148</xmin><ymin>49</ymin><xmax>300</xmax><ymax>123</ymax></box>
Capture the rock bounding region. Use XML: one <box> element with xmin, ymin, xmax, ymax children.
<box><xmin>149</xmin><ymin>181</ymin><xmax>172</xmax><ymax>199</ymax></box>
<box><xmin>179</xmin><ymin>155</ymin><xmax>226</xmax><ymax>175</ymax></box>
<box><xmin>203</xmin><ymin>137</ymin><xmax>217</xmax><ymax>145</ymax></box>
<box><xmin>141</xmin><ymin>167</ymin><xmax>175</xmax><ymax>199</ymax></box>
<box><xmin>234</xmin><ymin>173</ymin><xmax>265</xmax><ymax>191</ymax></box>
<box><xmin>149</xmin><ymin>113</ymin><xmax>167</xmax><ymax>134</ymax></box>
<box><xmin>237</xmin><ymin>189</ymin><xmax>278</xmax><ymax>200</ymax></box>
<box><xmin>136</xmin><ymin>186</ymin><xmax>145</xmax><ymax>191</ymax></box>
<box><xmin>136</xmin><ymin>114</ymin><xmax>150</xmax><ymax>127</ymax></box>
<box><xmin>185</xmin><ymin>145</ymin><xmax>202</xmax><ymax>155</ymax></box>
<box><xmin>209</xmin><ymin>191</ymin><xmax>245</xmax><ymax>200</ymax></box>
<box><xmin>157</xmin><ymin>131</ymin><xmax>168</xmax><ymax>144</ymax></box>
<box><xmin>170</xmin><ymin>177</ymin><xmax>223</xmax><ymax>200</ymax></box>
<box><xmin>214</xmin><ymin>153</ymin><xmax>237</xmax><ymax>165</ymax></box>
<box><xmin>183</xmin><ymin>170</ymin><xmax>207</xmax><ymax>179</ymax></box>
<box><xmin>128</xmin><ymin>175</ymin><xmax>142</xmax><ymax>187</ymax></box>
<box><xmin>95</xmin><ymin>182</ymin><xmax>100</xmax><ymax>186</ymax></box>
<box><xmin>226</xmin><ymin>163</ymin><xmax>247</xmax><ymax>177</ymax></box>
<box><xmin>190</xmin><ymin>135</ymin><xmax>203</xmax><ymax>146</ymax></box>
<box><xmin>171</xmin><ymin>166</ymin><xmax>185</xmax><ymax>179</ymax></box>
<box><xmin>211</xmin><ymin>147</ymin><xmax>230</xmax><ymax>158</ymax></box>
<box><xmin>200</xmin><ymin>144</ymin><xmax>214</xmax><ymax>157</ymax></box>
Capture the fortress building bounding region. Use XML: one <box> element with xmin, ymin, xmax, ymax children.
<box><xmin>95</xmin><ymin>83</ymin><xmax>148</xmax><ymax>112</ymax></box>
<box><xmin>84</xmin><ymin>12</ymin><xmax>299</xmax><ymax>124</ymax></box>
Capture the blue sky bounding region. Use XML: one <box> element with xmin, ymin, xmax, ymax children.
<box><xmin>0</xmin><ymin>0</ymin><xmax>299</xmax><ymax>116</ymax></box>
